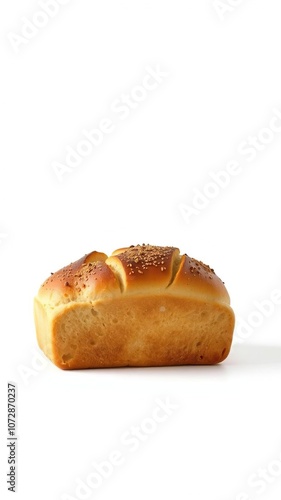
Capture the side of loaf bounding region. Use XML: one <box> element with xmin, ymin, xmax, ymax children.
<box><xmin>34</xmin><ymin>244</ymin><xmax>235</xmax><ymax>369</ymax></box>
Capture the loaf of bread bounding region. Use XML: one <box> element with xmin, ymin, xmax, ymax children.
<box><xmin>34</xmin><ymin>244</ymin><xmax>235</xmax><ymax>369</ymax></box>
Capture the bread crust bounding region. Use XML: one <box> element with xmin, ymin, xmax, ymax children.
<box><xmin>34</xmin><ymin>244</ymin><xmax>235</xmax><ymax>369</ymax></box>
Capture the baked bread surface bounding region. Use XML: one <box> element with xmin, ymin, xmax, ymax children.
<box><xmin>34</xmin><ymin>244</ymin><xmax>235</xmax><ymax>369</ymax></box>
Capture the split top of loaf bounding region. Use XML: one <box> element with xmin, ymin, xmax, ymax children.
<box><xmin>37</xmin><ymin>244</ymin><xmax>231</xmax><ymax>310</ymax></box>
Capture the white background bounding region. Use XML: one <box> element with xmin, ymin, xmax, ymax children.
<box><xmin>1</xmin><ymin>1</ymin><xmax>281</xmax><ymax>499</ymax></box>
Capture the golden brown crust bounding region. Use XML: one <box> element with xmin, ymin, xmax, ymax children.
<box><xmin>106</xmin><ymin>245</ymin><xmax>180</xmax><ymax>293</ymax></box>
<box><xmin>34</xmin><ymin>244</ymin><xmax>235</xmax><ymax>369</ymax></box>
<box><xmin>38</xmin><ymin>251</ymin><xmax>121</xmax><ymax>306</ymax></box>
<box><xmin>169</xmin><ymin>254</ymin><xmax>230</xmax><ymax>304</ymax></box>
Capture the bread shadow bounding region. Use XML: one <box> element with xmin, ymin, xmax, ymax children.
<box><xmin>110</xmin><ymin>344</ymin><xmax>281</xmax><ymax>373</ymax></box>
<box><xmin>225</xmin><ymin>343</ymin><xmax>281</xmax><ymax>365</ymax></box>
